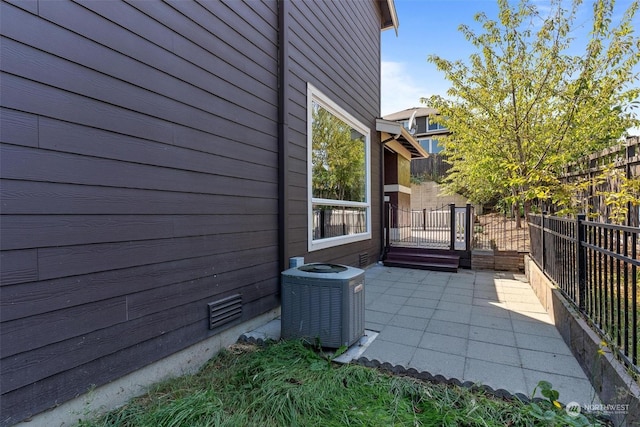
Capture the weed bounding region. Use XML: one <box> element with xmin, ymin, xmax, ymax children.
<box><xmin>529</xmin><ymin>381</ymin><xmax>598</xmax><ymax>427</ymax></box>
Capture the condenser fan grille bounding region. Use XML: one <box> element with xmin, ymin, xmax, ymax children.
<box><xmin>298</xmin><ymin>263</ymin><xmax>347</xmax><ymax>273</ymax></box>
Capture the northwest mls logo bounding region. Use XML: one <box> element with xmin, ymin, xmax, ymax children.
<box><xmin>566</xmin><ymin>402</ymin><xmax>630</xmax><ymax>418</ymax></box>
<box><xmin>565</xmin><ymin>401</ymin><xmax>581</xmax><ymax>418</ymax></box>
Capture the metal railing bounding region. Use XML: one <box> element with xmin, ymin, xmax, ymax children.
<box><xmin>472</xmin><ymin>213</ymin><xmax>530</xmax><ymax>252</ymax></box>
<box><xmin>386</xmin><ymin>203</ymin><xmax>471</xmax><ymax>250</ymax></box>
<box><xmin>312</xmin><ymin>207</ymin><xmax>366</xmax><ymax>239</ymax></box>
<box><xmin>386</xmin><ymin>204</ymin><xmax>531</xmax><ymax>253</ymax></box>
<box><xmin>529</xmin><ymin>213</ymin><xmax>639</xmax><ymax>374</ymax></box>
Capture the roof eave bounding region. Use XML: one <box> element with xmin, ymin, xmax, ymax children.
<box><xmin>379</xmin><ymin>0</ymin><xmax>399</xmax><ymax>35</ymax></box>
<box><xmin>376</xmin><ymin>118</ymin><xmax>429</xmax><ymax>159</ymax></box>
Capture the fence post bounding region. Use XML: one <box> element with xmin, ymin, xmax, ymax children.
<box><xmin>384</xmin><ymin>202</ymin><xmax>390</xmax><ymax>250</ymax></box>
<box><xmin>626</xmin><ymin>143</ymin><xmax>633</xmax><ymax>226</ymax></box>
<box><xmin>541</xmin><ymin>211</ymin><xmax>546</xmax><ymax>272</ymax></box>
<box><xmin>342</xmin><ymin>209</ymin><xmax>347</xmax><ymax>236</ymax></box>
<box><xmin>577</xmin><ymin>214</ymin><xmax>586</xmax><ymax>312</ymax></box>
<box><xmin>449</xmin><ymin>203</ymin><xmax>456</xmax><ymax>251</ymax></box>
<box><xmin>423</xmin><ymin>209</ymin><xmax>427</xmax><ymax>231</ymax></box>
<box><xmin>465</xmin><ymin>203</ymin><xmax>472</xmax><ymax>251</ymax></box>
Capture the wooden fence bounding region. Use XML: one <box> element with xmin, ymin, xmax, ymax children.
<box><xmin>561</xmin><ymin>136</ymin><xmax>640</xmax><ymax>226</ymax></box>
<box><xmin>410</xmin><ymin>154</ymin><xmax>451</xmax><ymax>182</ymax></box>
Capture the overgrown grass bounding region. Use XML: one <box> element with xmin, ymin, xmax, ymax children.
<box><xmin>77</xmin><ymin>340</ymin><xmax>607</xmax><ymax>427</ymax></box>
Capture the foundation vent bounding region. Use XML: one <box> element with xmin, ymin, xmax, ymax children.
<box><xmin>359</xmin><ymin>253</ymin><xmax>369</xmax><ymax>268</ymax></box>
<box><xmin>207</xmin><ymin>294</ymin><xmax>242</xmax><ymax>330</ymax></box>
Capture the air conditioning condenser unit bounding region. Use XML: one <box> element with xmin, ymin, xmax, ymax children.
<box><xmin>281</xmin><ymin>263</ymin><xmax>365</xmax><ymax>348</ymax></box>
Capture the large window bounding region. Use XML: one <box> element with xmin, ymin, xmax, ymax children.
<box><xmin>307</xmin><ymin>84</ymin><xmax>371</xmax><ymax>251</ymax></box>
<box><xmin>418</xmin><ymin>138</ymin><xmax>443</xmax><ymax>154</ymax></box>
<box><xmin>427</xmin><ymin>117</ymin><xmax>446</xmax><ymax>131</ymax></box>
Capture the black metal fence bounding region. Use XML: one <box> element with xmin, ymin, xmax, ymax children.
<box><xmin>473</xmin><ymin>213</ymin><xmax>530</xmax><ymax>252</ymax></box>
<box><xmin>386</xmin><ymin>203</ymin><xmax>471</xmax><ymax>250</ymax></box>
<box><xmin>529</xmin><ymin>213</ymin><xmax>639</xmax><ymax>374</ymax></box>
<box><xmin>312</xmin><ymin>207</ymin><xmax>366</xmax><ymax>240</ymax></box>
<box><xmin>386</xmin><ymin>204</ymin><xmax>532</xmax><ymax>253</ymax></box>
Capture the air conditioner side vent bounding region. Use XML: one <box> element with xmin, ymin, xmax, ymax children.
<box><xmin>207</xmin><ymin>294</ymin><xmax>242</xmax><ymax>330</ymax></box>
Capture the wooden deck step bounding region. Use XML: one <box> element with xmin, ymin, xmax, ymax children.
<box><xmin>383</xmin><ymin>247</ymin><xmax>460</xmax><ymax>272</ymax></box>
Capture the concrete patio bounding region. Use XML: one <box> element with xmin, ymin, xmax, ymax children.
<box><xmin>243</xmin><ymin>264</ymin><xmax>600</xmax><ymax>406</ymax></box>
<box><xmin>360</xmin><ymin>264</ymin><xmax>598</xmax><ymax>405</ymax></box>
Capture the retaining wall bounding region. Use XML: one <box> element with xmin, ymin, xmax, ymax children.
<box><xmin>472</xmin><ymin>250</ymin><xmax>524</xmax><ymax>272</ymax></box>
<box><xmin>524</xmin><ymin>256</ymin><xmax>639</xmax><ymax>427</ymax></box>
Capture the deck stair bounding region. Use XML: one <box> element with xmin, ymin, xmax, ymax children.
<box><xmin>383</xmin><ymin>247</ymin><xmax>459</xmax><ymax>272</ymax></box>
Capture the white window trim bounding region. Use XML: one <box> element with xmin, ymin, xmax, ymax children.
<box><xmin>307</xmin><ymin>83</ymin><xmax>371</xmax><ymax>252</ymax></box>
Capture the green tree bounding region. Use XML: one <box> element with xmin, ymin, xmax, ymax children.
<box><xmin>423</xmin><ymin>0</ymin><xmax>640</xmax><ymax>222</ymax></box>
<box><xmin>311</xmin><ymin>102</ymin><xmax>366</xmax><ymax>202</ymax></box>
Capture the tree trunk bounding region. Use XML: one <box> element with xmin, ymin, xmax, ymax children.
<box><xmin>523</xmin><ymin>199</ymin><xmax>531</xmax><ymax>224</ymax></box>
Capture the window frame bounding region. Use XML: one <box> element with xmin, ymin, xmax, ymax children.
<box><xmin>307</xmin><ymin>83</ymin><xmax>372</xmax><ymax>252</ymax></box>
<box><xmin>418</xmin><ymin>138</ymin><xmax>443</xmax><ymax>154</ymax></box>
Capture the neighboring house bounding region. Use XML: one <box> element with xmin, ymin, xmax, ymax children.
<box><xmin>376</xmin><ymin>118</ymin><xmax>428</xmax><ymax>218</ymax></box>
<box><xmin>383</xmin><ymin>107</ymin><xmax>477</xmax><ymax>213</ymax></box>
<box><xmin>382</xmin><ymin>107</ymin><xmax>451</xmax><ymax>213</ymax></box>
<box><xmin>384</xmin><ymin>106</ymin><xmax>450</xmax><ymax>155</ymax></box>
<box><xmin>0</xmin><ymin>1</ymin><xmax>399</xmax><ymax>425</ymax></box>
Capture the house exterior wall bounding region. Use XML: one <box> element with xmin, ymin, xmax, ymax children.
<box><xmin>385</xmin><ymin>151</ymin><xmax>399</xmax><ymax>185</ymax></box>
<box><xmin>283</xmin><ymin>0</ymin><xmax>383</xmax><ymax>267</ymax></box>
<box><xmin>0</xmin><ymin>0</ymin><xmax>387</xmax><ymax>424</ymax></box>
<box><xmin>0</xmin><ymin>1</ymin><xmax>281</xmax><ymax>424</ymax></box>
<box><xmin>416</xmin><ymin>116</ymin><xmax>427</xmax><ymax>134</ymax></box>
<box><xmin>384</xmin><ymin>150</ymin><xmax>411</xmax><ymax>211</ymax></box>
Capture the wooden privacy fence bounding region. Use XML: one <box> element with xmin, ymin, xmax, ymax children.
<box><xmin>561</xmin><ymin>136</ymin><xmax>640</xmax><ymax>226</ymax></box>
<box><xmin>528</xmin><ymin>213</ymin><xmax>639</xmax><ymax>375</ymax></box>
<box><xmin>410</xmin><ymin>154</ymin><xmax>451</xmax><ymax>182</ymax></box>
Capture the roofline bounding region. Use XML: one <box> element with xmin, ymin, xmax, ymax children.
<box><xmin>376</xmin><ymin>118</ymin><xmax>429</xmax><ymax>159</ymax></box>
<box><xmin>380</xmin><ymin>0</ymin><xmax>399</xmax><ymax>35</ymax></box>
<box><xmin>383</xmin><ymin>107</ymin><xmax>440</xmax><ymax>121</ymax></box>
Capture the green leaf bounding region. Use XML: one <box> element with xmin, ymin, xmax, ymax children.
<box><xmin>424</xmin><ymin>0</ymin><xmax>640</xmax><ymax>208</ymax></box>
<box><xmin>543</xmin><ymin>409</ymin><xmax>557</xmax><ymax>421</ymax></box>
<box><xmin>537</xmin><ymin>380</ymin><xmax>552</xmax><ymax>391</ymax></box>
<box><xmin>541</xmin><ymin>387</ymin><xmax>559</xmax><ymax>402</ymax></box>
<box><xmin>332</xmin><ymin>345</ymin><xmax>348</xmax><ymax>359</ymax></box>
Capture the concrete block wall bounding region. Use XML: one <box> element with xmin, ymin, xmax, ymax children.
<box><xmin>471</xmin><ymin>250</ymin><xmax>524</xmax><ymax>272</ymax></box>
<box><xmin>524</xmin><ymin>256</ymin><xmax>639</xmax><ymax>427</ymax></box>
<box><xmin>410</xmin><ymin>181</ymin><xmax>475</xmax><ymax>212</ymax></box>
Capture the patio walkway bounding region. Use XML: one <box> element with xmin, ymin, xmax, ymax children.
<box><xmin>360</xmin><ymin>265</ymin><xmax>598</xmax><ymax>405</ymax></box>
<box><xmin>242</xmin><ymin>264</ymin><xmax>599</xmax><ymax>406</ymax></box>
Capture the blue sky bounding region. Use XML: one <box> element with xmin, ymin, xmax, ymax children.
<box><xmin>382</xmin><ymin>0</ymin><xmax>501</xmax><ymax>115</ymax></box>
<box><xmin>381</xmin><ymin>0</ymin><xmax>639</xmax><ymax>135</ymax></box>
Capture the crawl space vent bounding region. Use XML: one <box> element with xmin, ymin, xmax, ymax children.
<box><xmin>207</xmin><ymin>294</ymin><xmax>242</xmax><ymax>330</ymax></box>
<box><xmin>359</xmin><ymin>253</ymin><xmax>369</xmax><ymax>268</ymax></box>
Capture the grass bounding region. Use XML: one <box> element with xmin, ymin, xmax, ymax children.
<box><xmin>76</xmin><ymin>340</ymin><xmax>607</xmax><ymax>427</ymax></box>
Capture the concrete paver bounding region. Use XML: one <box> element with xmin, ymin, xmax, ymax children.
<box><xmin>411</xmin><ymin>348</ymin><xmax>466</xmax><ymax>379</ymax></box>
<box><xmin>242</xmin><ymin>264</ymin><xmax>600</xmax><ymax>407</ymax></box>
<box><xmin>360</xmin><ymin>265</ymin><xmax>599</xmax><ymax>406</ymax></box>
